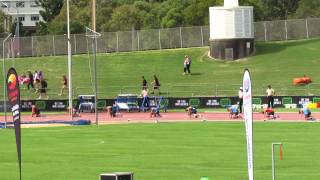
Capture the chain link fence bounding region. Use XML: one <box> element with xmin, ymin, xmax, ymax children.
<box><xmin>0</xmin><ymin>18</ymin><xmax>319</xmax><ymax>58</ymax></box>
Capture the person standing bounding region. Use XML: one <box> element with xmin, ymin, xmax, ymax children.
<box><xmin>142</xmin><ymin>76</ymin><xmax>147</xmax><ymax>90</ymax></box>
<box><xmin>151</xmin><ymin>75</ymin><xmax>160</xmax><ymax>94</ymax></box>
<box><xmin>38</xmin><ymin>79</ymin><xmax>49</xmax><ymax>99</ymax></box>
<box><xmin>183</xmin><ymin>55</ymin><xmax>191</xmax><ymax>75</ymax></box>
<box><xmin>238</xmin><ymin>87</ymin><xmax>243</xmax><ymax>113</ymax></box>
<box><xmin>266</xmin><ymin>85</ymin><xmax>275</xmax><ymax>108</ymax></box>
<box><xmin>59</xmin><ymin>75</ymin><xmax>67</xmax><ymax>96</ymax></box>
<box><xmin>27</xmin><ymin>71</ymin><xmax>34</xmax><ymax>90</ymax></box>
<box><xmin>186</xmin><ymin>55</ymin><xmax>191</xmax><ymax>75</ymax></box>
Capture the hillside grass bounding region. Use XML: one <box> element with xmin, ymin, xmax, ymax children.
<box><xmin>1</xmin><ymin>38</ymin><xmax>320</xmax><ymax>100</ymax></box>
<box><xmin>0</xmin><ymin>122</ymin><xmax>319</xmax><ymax>180</ymax></box>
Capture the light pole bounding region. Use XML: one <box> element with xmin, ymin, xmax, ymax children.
<box><xmin>67</xmin><ymin>0</ymin><xmax>73</xmax><ymax>119</ymax></box>
<box><xmin>1</xmin><ymin>1</ymin><xmax>20</xmax><ymax>57</ymax></box>
<box><xmin>2</xmin><ymin>33</ymin><xmax>12</xmax><ymax>128</ymax></box>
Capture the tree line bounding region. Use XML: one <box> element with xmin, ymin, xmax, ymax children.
<box><xmin>2</xmin><ymin>0</ymin><xmax>320</xmax><ymax>36</ymax></box>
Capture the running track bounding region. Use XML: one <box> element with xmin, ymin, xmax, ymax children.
<box><xmin>1</xmin><ymin>112</ymin><xmax>319</xmax><ymax>125</ymax></box>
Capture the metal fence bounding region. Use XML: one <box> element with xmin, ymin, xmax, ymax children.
<box><xmin>7</xmin><ymin>83</ymin><xmax>320</xmax><ymax>101</ymax></box>
<box><xmin>0</xmin><ymin>18</ymin><xmax>320</xmax><ymax>58</ymax></box>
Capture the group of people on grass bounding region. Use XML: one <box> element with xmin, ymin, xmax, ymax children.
<box><xmin>18</xmin><ymin>70</ymin><xmax>68</xmax><ymax>99</ymax></box>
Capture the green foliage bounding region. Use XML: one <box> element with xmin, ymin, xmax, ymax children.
<box><xmin>34</xmin><ymin>0</ymin><xmax>320</xmax><ymax>35</ymax></box>
<box><xmin>37</xmin><ymin>0</ymin><xmax>64</xmax><ymax>22</ymax></box>
<box><xmin>294</xmin><ymin>0</ymin><xmax>320</xmax><ymax>18</ymax></box>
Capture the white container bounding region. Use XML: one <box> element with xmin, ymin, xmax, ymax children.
<box><xmin>209</xmin><ymin>6</ymin><xmax>254</xmax><ymax>39</ymax></box>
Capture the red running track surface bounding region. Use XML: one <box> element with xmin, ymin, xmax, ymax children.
<box><xmin>1</xmin><ymin>112</ymin><xmax>319</xmax><ymax>125</ymax></box>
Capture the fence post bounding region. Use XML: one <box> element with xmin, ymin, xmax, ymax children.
<box><xmin>31</xmin><ymin>36</ymin><xmax>34</xmax><ymax>57</ymax></box>
<box><xmin>74</xmin><ymin>34</ymin><xmax>77</xmax><ymax>54</ymax></box>
<box><xmin>179</xmin><ymin>27</ymin><xmax>183</xmax><ymax>48</ymax></box>
<box><xmin>284</xmin><ymin>20</ymin><xmax>288</xmax><ymax>40</ymax></box>
<box><xmin>137</xmin><ymin>31</ymin><xmax>140</xmax><ymax>51</ymax></box>
<box><xmin>264</xmin><ymin>22</ymin><xmax>267</xmax><ymax>41</ymax></box>
<box><xmin>158</xmin><ymin>29</ymin><xmax>162</xmax><ymax>50</ymax></box>
<box><xmin>52</xmin><ymin>35</ymin><xmax>55</xmax><ymax>56</ymax></box>
<box><xmin>201</xmin><ymin>26</ymin><xmax>204</xmax><ymax>46</ymax></box>
<box><xmin>116</xmin><ymin>31</ymin><xmax>119</xmax><ymax>52</ymax></box>
<box><xmin>305</xmin><ymin>19</ymin><xmax>309</xmax><ymax>39</ymax></box>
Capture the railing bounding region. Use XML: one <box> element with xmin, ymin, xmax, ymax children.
<box><xmin>1</xmin><ymin>83</ymin><xmax>317</xmax><ymax>101</ymax></box>
<box><xmin>0</xmin><ymin>18</ymin><xmax>320</xmax><ymax>58</ymax></box>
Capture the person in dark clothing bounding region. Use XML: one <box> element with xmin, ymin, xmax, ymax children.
<box><xmin>38</xmin><ymin>79</ymin><xmax>49</xmax><ymax>99</ymax></box>
<box><xmin>151</xmin><ymin>75</ymin><xmax>160</xmax><ymax>94</ymax></box>
<box><xmin>27</xmin><ymin>71</ymin><xmax>34</xmax><ymax>90</ymax></box>
<box><xmin>238</xmin><ymin>87</ymin><xmax>243</xmax><ymax>113</ymax></box>
<box><xmin>142</xmin><ymin>76</ymin><xmax>147</xmax><ymax>90</ymax></box>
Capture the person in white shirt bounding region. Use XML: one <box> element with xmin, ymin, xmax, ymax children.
<box><xmin>266</xmin><ymin>85</ymin><xmax>275</xmax><ymax>108</ymax></box>
<box><xmin>238</xmin><ymin>87</ymin><xmax>243</xmax><ymax>113</ymax></box>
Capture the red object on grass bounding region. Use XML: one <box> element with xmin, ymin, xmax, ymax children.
<box><xmin>280</xmin><ymin>144</ymin><xmax>283</xmax><ymax>160</ymax></box>
<box><xmin>293</xmin><ymin>76</ymin><xmax>312</xmax><ymax>85</ymax></box>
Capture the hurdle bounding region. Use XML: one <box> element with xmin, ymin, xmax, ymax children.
<box><xmin>272</xmin><ymin>142</ymin><xmax>283</xmax><ymax>180</ymax></box>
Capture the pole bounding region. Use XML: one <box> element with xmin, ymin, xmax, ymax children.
<box><xmin>272</xmin><ymin>143</ymin><xmax>283</xmax><ymax>180</ymax></box>
<box><xmin>67</xmin><ymin>0</ymin><xmax>73</xmax><ymax>119</ymax></box>
<box><xmin>92</xmin><ymin>0</ymin><xmax>96</xmax><ymax>31</ymax></box>
<box><xmin>93</xmin><ymin>37</ymin><xmax>98</xmax><ymax>125</ymax></box>
<box><xmin>2</xmin><ymin>33</ymin><xmax>12</xmax><ymax>129</ymax></box>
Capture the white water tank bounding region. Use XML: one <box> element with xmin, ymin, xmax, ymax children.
<box><xmin>209</xmin><ymin>0</ymin><xmax>255</xmax><ymax>60</ymax></box>
<box><xmin>209</xmin><ymin>6</ymin><xmax>254</xmax><ymax>40</ymax></box>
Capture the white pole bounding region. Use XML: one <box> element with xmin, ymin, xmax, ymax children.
<box><xmin>179</xmin><ymin>27</ymin><xmax>183</xmax><ymax>48</ymax></box>
<box><xmin>284</xmin><ymin>20</ymin><xmax>288</xmax><ymax>41</ymax></box>
<box><xmin>2</xmin><ymin>33</ymin><xmax>12</xmax><ymax>129</ymax></box>
<box><xmin>272</xmin><ymin>143</ymin><xmax>275</xmax><ymax>180</ymax></box>
<box><xmin>67</xmin><ymin>0</ymin><xmax>73</xmax><ymax>119</ymax></box>
<box><xmin>305</xmin><ymin>19</ymin><xmax>309</xmax><ymax>39</ymax></box>
<box><xmin>272</xmin><ymin>143</ymin><xmax>282</xmax><ymax>180</ymax></box>
<box><xmin>93</xmin><ymin>38</ymin><xmax>98</xmax><ymax>125</ymax></box>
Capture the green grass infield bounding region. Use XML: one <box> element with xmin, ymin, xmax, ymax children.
<box><xmin>0</xmin><ymin>122</ymin><xmax>319</xmax><ymax>180</ymax></box>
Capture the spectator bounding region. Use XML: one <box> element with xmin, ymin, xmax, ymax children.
<box><xmin>38</xmin><ymin>71</ymin><xmax>43</xmax><ymax>80</ymax></box>
<box><xmin>34</xmin><ymin>79</ymin><xmax>41</xmax><ymax>93</ymax></box>
<box><xmin>151</xmin><ymin>75</ymin><xmax>160</xmax><ymax>94</ymax></box>
<box><xmin>141</xmin><ymin>88</ymin><xmax>149</xmax><ymax>109</ymax></box>
<box><xmin>183</xmin><ymin>55</ymin><xmax>191</xmax><ymax>75</ymax></box>
<box><xmin>34</xmin><ymin>71</ymin><xmax>39</xmax><ymax>82</ymax></box>
<box><xmin>238</xmin><ymin>87</ymin><xmax>243</xmax><ymax>113</ymax></box>
<box><xmin>266</xmin><ymin>85</ymin><xmax>275</xmax><ymax>108</ymax></box>
<box><xmin>38</xmin><ymin>79</ymin><xmax>49</xmax><ymax>99</ymax></box>
<box><xmin>27</xmin><ymin>71</ymin><xmax>34</xmax><ymax>90</ymax></box>
<box><xmin>59</xmin><ymin>75</ymin><xmax>67</xmax><ymax>96</ymax></box>
<box><xmin>142</xmin><ymin>76</ymin><xmax>147</xmax><ymax>90</ymax></box>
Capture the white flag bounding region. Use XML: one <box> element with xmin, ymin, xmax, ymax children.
<box><xmin>242</xmin><ymin>69</ymin><xmax>254</xmax><ymax>180</ymax></box>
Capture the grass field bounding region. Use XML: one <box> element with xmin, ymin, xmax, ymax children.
<box><xmin>1</xmin><ymin>38</ymin><xmax>320</xmax><ymax>100</ymax></box>
<box><xmin>0</xmin><ymin>122</ymin><xmax>319</xmax><ymax>180</ymax></box>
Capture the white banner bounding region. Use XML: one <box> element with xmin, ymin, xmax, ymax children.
<box><xmin>243</xmin><ymin>69</ymin><xmax>254</xmax><ymax>180</ymax></box>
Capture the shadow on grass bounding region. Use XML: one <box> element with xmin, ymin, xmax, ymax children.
<box><xmin>190</xmin><ymin>73</ymin><xmax>202</xmax><ymax>76</ymax></box>
<box><xmin>255</xmin><ymin>38</ymin><xmax>320</xmax><ymax>55</ymax></box>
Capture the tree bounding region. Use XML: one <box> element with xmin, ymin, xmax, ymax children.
<box><xmin>37</xmin><ymin>0</ymin><xmax>64</xmax><ymax>22</ymax></box>
<box><xmin>261</xmin><ymin>0</ymin><xmax>301</xmax><ymax>20</ymax></box>
<box><xmin>0</xmin><ymin>11</ymin><xmax>6</xmax><ymax>35</ymax></box>
<box><xmin>108</xmin><ymin>4</ymin><xmax>143</xmax><ymax>31</ymax></box>
<box><xmin>294</xmin><ymin>0</ymin><xmax>320</xmax><ymax>18</ymax></box>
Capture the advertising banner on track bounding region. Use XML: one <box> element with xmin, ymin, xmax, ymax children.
<box><xmin>242</xmin><ymin>69</ymin><xmax>254</xmax><ymax>180</ymax></box>
<box><xmin>6</xmin><ymin>67</ymin><xmax>22</xmax><ymax>179</ymax></box>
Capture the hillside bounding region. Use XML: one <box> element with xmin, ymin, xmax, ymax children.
<box><xmin>1</xmin><ymin>38</ymin><xmax>320</xmax><ymax>100</ymax></box>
